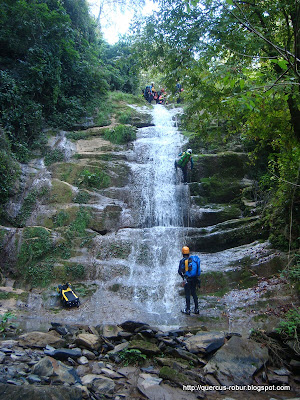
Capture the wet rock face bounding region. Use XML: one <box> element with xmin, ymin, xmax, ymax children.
<box><xmin>0</xmin><ymin>104</ymin><xmax>297</xmax><ymax>339</ymax></box>
<box><xmin>0</xmin><ymin>321</ymin><xmax>298</xmax><ymax>400</ymax></box>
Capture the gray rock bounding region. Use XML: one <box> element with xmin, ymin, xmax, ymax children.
<box><xmin>76</xmin><ymin>364</ymin><xmax>91</xmax><ymax>377</ymax></box>
<box><xmin>128</xmin><ymin>340</ymin><xmax>160</xmax><ymax>356</ymax></box>
<box><xmin>82</xmin><ymin>349</ymin><xmax>95</xmax><ymax>360</ymax></box>
<box><xmin>108</xmin><ymin>341</ymin><xmax>129</xmax><ymax>354</ymax></box>
<box><xmin>0</xmin><ymin>352</ymin><xmax>6</xmax><ymax>363</ymax></box>
<box><xmin>167</xmin><ymin>347</ymin><xmax>200</xmax><ymax>365</ymax></box>
<box><xmin>272</xmin><ymin>367</ymin><xmax>291</xmax><ymax>376</ymax></box>
<box><xmin>0</xmin><ymin>383</ymin><xmax>82</xmax><ymax>400</ymax></box>
<box><xmin>32</xmin><ymin>356</ymin><xmax>81</xmax><ymax>385</ymax></box>
<box><xmin>138</xmin><ymin>377</ymin><xmax>200</xmax><ymax>400</ymax></box>
<box><xmin>101</xmin><ymin>367</ymin><xmax>124</xmax><ymax>379</ymax></box>
<box><xmin>75</xmin><ymin>333</ymin><xmax>102</xmax><ymax>351</ymax></box>
<box><xmin>102</xmin><ymin>324</ymin><xmax>123</xmax><ymax>339</ymax></box>
<box><xmin>0</xmin><ymin>340</ymin><xmax>18</xmax><ymax>350</ymax></box>
<box><xmin>44</xmin><ymin>346</ymin><xmax>82</xmax><ymax>360</ymax></box>
<box><xmin>267</xmin><ymin>372</ymin><xmax>289</xmax><ymax>385</ymax></box>
<box><xmin>184</xmin><ymin>331</ymin><xmax>225</xmax><ymax>354</ymax></box>
<box><xmin>203</xmin><ymin>336</ymin><xmax>268</xmax><ymax>386</ymax></box>
<box><xmin>120</xmin><ymin>321</ymin><xmax>148</xmax><ymax>332</ymax></box>
<box><xmin>117</xmin><ymin>331</ymin><xmax>132</xmax><ymax>340</ymax></box>
<box><xmin>18</xmin><ymin>332</ymin><xmax>66</xmax><ymax>349</ymax></box>
<box><xmin>27</xmin><ymin>374</ymin><xmax>42</xmax><ymax>384</ymax></box>
<box><xmin>78</xmin><ymin>356</ymin><xmax>89</xmax><ymax>365</ymax></box>
<box><xmin>81</xmin><ymin>374</ymin><xmax>115</xmax><ymax>394</ymax></box>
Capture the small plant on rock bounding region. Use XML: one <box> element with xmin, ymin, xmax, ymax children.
<box><xmin>0</xmin><ymin>312</ymin><xmax>15</xmax><ymax>336</ymax></box>
<box><xmin>276</xmin><ymin>307</ymin><xmax>300</xmax><ymax>339</ymax></box>
<box><xmin>119</xmin><ymin>349</ymin><xmax>147</xmax><ymax>366</ymax></box>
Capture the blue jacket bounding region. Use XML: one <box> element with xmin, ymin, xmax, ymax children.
<box><xmin>178</xmin><ymin>256</ymin><xmax>200</xmax><ymax>279</ymax></box>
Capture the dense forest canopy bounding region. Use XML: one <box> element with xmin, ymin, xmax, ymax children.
<box><xmin>0</xmin><ymin>0</ymin><xmax>299</xmax><ymax>250</ymax></box>
<box><xmin>132</xmin><ymin>0</ymin><xmax>300</xmax><ymax>250</ymax></box>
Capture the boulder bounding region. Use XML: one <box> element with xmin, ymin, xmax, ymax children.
<box><xmin>81</xmin><ymin>374</ymin><xmax>115</xmax><ymax>394</ymax></box>
<box><xmin>75</xmin><ymin>333</ymin><xmax>102</xmax><ymax>351</ymax></box>
<box><xmin>120</xmin><ymin>321</ymin><xmax>149</xmax><ymax>332</ymax></box>
<box><xmin>44</xmin><ymin>345</ymin><xmax>82</xmax><ymax>360</ymax></box>
<box><xmin>32</xmin><ymin>356</ymin><xmax>81</xmax><ymax>385</ymax></box>
<box><xmin>0</xmin><ymin>383</ymin><xmax>82</xmax><ymax>400</ymax></box>
<box><xmin>18</xmin><ymin>332</ymin><xmax>66</xmax><ymax>349</ymax></box>
<box><xmin>203</xmin><ymin>335</ymin><xmax>268</xmax><ymax>385</ymax></box>
<box><xmin>138</xmin><ymin>378</ymin><xmax>200</xmax><ymax>400</ymax></box>
<box><xmin>183</xmin><ymin>331</ymin><xmax>225</xmax><ymax>354</ymax></box>
<box><xmin>129</xmin><ymin>340</ymin><xmax>160</xmax><ymax>356</ymax></box>
<box><xmin>102</xmin><ymin>324</ymin><xmax>123</xmax><ymax>339</ymax></box>
<box><xmin>82</xmin><ymin>349</ymin><xmax>96</xmax><ymax>360</ymax></box>
<box><xmin>108</xmin><ymin>341</ymin><xmax>129</xmax><ymax>354</ymax></box>
<box><xmin>101</xmin><ymin>367</ymin><xmax>124</xmax><ymax>379</ymax></box>
<box><xmin>159</xmin><ymin>366</ymin><xmax>196</xmax><ymax>387</ymax></box>
<box><xmin>0</xmin><ymin>340</ymin><xmax>18</xmax><ymax>349</ymax></box>
<box><xmin>167</xmin><ymin>347</ymin><xmax>201</xmax><ymax>365</ymax></box>
<box><xmin>155</xmin><ymin>357</ymin><xmax>190</xmax><ymax>370</ymax></box>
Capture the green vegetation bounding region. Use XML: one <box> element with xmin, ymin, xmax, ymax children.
<box><xmin>79</xmin><ymin>168</ymin><xmax>111</xmax><ymax>189</ymax></box>
<box><xmin>73</xmin><ymin>282</ymin><xmax>98</xmax><ymax>297</ymax></box>
<box><xmin>119</xmin><ymin>349</ymin><xmax>147</xmax><ymax>366</ymax></box>
<box><xmin>109</xmin><ymin>283</ymin><xmax>121</xmax><ymax>292</ymax></box>
<box><xmin>53</xmin><ymin>210</ymin><xmax>70</xmax><ymax>227</ymax></box>
<box><xmin>0</xmin><ymin>312</ymin><xmax>15</xmax><ymax>336</ymax></box>
<box><xmin>200</xmin><ymin>268</ymin><xmax>258</xmax><ymax>297</ymax></box>
<box><xmin>44</xmin><ymin>149</ymin><xmax>65</xmax><ymax>166</ymax></box>
<box><xmin>49</xmin><ymin>180</ymin><xmax>73</xmax><ymax>204</ymax></box>
<box><xmin>0</xmin><ymin>131</ymin><xmax>20</xmax><ymax>213</ymax></box>
<box><xmin>282</xmin><ymin>253</ymin><xmax>300</xmax><ymax>294</ymax></box>
<box><xmin>135</xmin><ymin>0</ymin><xmax>300</xmax><ymax>250</ymax></box>
<box><xmin>0</xmin><ymin>0</ymin><xmax>141</xmax><ymax>215</ymax></box>
<box><xmin>276</xmin><ymin>307</ymin><xmax>300</xmax><ymax>339</ymax></box>
<box><xmin>104</xmin><ymin>125</ymin><xmax>136</xmax><ymax>144</ymax></box>
<box><xmin>73</xmin><ymin>190</ymin><xmax>91</xmax><ymax>204</ymax></box>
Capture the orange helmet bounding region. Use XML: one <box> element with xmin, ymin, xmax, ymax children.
<box><xmin>182</xmin><ymin>246</ymin><xmax>190</xmax><ymax>255</ymax></box>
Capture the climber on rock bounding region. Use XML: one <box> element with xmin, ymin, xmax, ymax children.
<box><xmin>175</xmin><ymin>149</ymin><xmax>193</xmax><ymax>183</ymax></box>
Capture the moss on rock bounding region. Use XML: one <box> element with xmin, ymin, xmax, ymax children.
<box><xmin>49</xmin><ymin>180</ymin><xmax>74</xmax><ymax>204</ymax></box>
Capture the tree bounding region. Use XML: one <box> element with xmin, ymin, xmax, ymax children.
<box><xmin>0</xmin><ymin>0</ymin><xmax>109</xmax><ymax>153</ymax></box>
<box><xmin>92</xmin><ymin>0</ymin><xmax>145</xmax><ymax>29</ymax></box>
<box><xmin>134</xmin><ymin>0</ymin><xmax>299</xmax><ymax>249</ymax></box>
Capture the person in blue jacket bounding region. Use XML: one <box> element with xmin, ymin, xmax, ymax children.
<box><xmin>178</xmin><ymin>246</ymin><xmax>200</xmax><ymax>315</ymax></box>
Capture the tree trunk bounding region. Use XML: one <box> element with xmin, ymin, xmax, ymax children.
<box><xmin>287</xmin><ymin>93</ymin><xmax>300</xmax><ymax>142</ymax></box>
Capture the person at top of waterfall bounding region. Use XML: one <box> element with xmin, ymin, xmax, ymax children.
<box><xmin>175</xmin><ymin>149</ymin><xmax>193</xmax><ymax>183</ymax></box>
<box><xmin>178</xmin><ymin>246</ymin><xmax>201</xmax><ymax>315</ymax></box>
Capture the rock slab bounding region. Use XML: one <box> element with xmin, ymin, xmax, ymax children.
<box><xmin>204</xmin><ymin>335</ymin><xmax>268</xmax><ymax>385</ymax></box>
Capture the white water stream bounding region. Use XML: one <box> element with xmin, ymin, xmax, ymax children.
<box><xmin>124</xmin><ymin>105</ymin><xmax>189</xmax><ymax>320</ymax></box>
<box><xmin>17</xmin><ymin>104</ymin><xmax>289</xmax><ymax>333</ymax></box>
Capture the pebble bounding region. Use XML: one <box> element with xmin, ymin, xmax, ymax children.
<box><xmin>77</xmin><ymin>356</ymin><xmax>89</xmax><ymax>365</ymax></box>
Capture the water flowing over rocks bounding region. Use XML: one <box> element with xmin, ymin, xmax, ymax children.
<box><xmin>0</xmin><ymin>321</ymin><xmax>299</xmax><ymax>399</ymax></box>
<box><xmin>0</xmin><ymin>103</ymin><xmax>296</xmax><ymax>333</ymax></box>
<box><xmin>0</xmin><ymin>102</ymin><xmax>299</xmax><ymax>398</ymax></box>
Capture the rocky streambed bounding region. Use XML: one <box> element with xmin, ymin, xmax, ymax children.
<box><xmin>1</xmin><ymin>320</ymin><xmax>299</xmax><ymax>400</ymax></box>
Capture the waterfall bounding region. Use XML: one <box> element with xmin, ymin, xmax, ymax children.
<box><xmin>127</xmin><ymin>105</ymin><xmax>189</xmax><ymax>320</ymax></box>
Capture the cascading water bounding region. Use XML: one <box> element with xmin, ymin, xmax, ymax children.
<box><xmin>125</xmin><ymin>105</ymin><xmax>190</xmax><ymax>322</ymax></box>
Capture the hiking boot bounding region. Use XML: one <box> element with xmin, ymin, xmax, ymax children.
<box><xmin>181</xmin><ymin>308</ymin><xmax>190</xmax><ymax>315</ymax></box>
<box><xmin>194</xmin><ymin>309</ymin><xmax>199</xmax><ymax>314</ymax></box>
